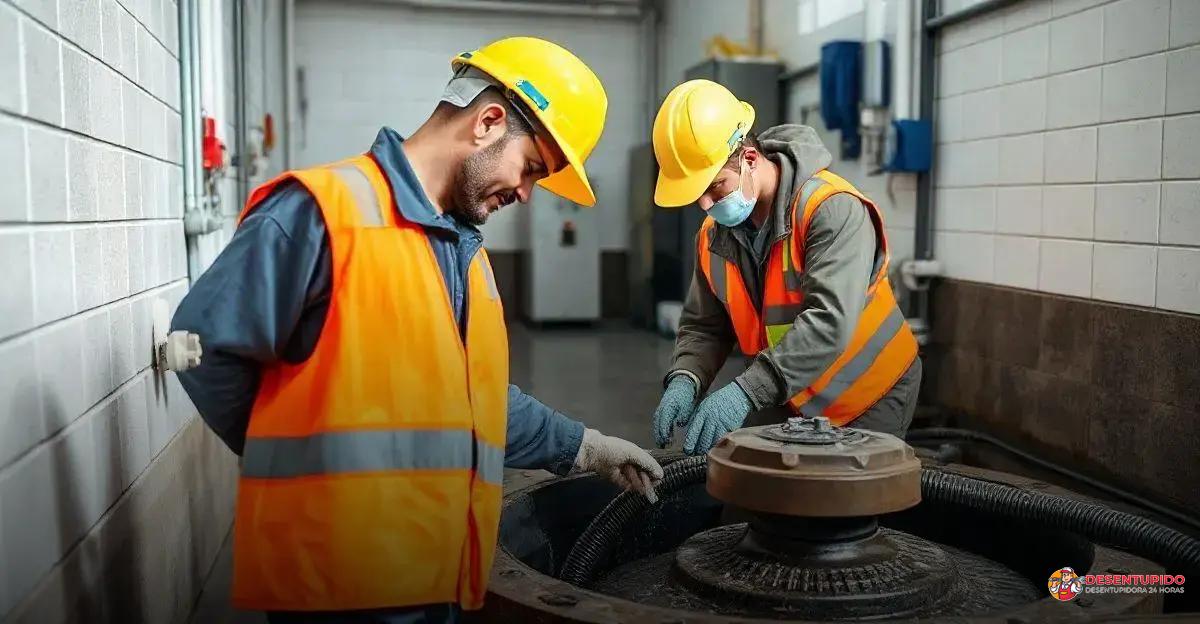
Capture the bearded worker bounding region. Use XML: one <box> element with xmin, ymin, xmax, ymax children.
<box><xmin>171</xmin><ymin>37</ymin><xmax>662</xmax><ymax>623</ymax></box>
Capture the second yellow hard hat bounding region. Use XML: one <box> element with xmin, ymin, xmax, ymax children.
<box><xmin>652</xmin><ymin>80</ymin><xmax>756</xmax><ymax>208</ymax></box>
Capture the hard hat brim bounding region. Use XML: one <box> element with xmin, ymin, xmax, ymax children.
<box><xmin>654</xmin><ymin>160</ymin><xmax>724</xmax><ymax>208</ymax></box>
<box><xmin>454</xmin><ymin>51</ymin><xmax>598</xmax><ymax>207</ymax></box>
<box><xmin>538</xmin><ymin>149</ymin><xmax>596</xmax><ymax>206</ymax></box>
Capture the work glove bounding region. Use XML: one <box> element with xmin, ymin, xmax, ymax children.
<box><xmin>653</xmin><ymin>375</ymin><xmax>699</xmax><ymax>448</ymax></box>
<box><xmin>682</xmin><ymin>382</ymin><xmax>754</xmax><ymax>456</ymax></box>
<box><xmin>573</xmin><ymin>429</ymin><xmax>664</xmax><ymax>502</ymax></box>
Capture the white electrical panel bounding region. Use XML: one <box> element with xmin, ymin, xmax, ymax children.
<box><xmin>524</xmin><ymin>187</ymin><xmax>601</xmax><ymax>322</ymax></box>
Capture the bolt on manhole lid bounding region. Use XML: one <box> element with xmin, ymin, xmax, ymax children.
<box><xmin>757</xmin><ymin>416</ymin><xmax>866</xmax><ymax>445</ymax></box>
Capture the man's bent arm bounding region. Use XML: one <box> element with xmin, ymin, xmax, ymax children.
<box><xmin>736</xmin><ymin>195</ymin><xmax>875</xmax><ymax>409</ymax></box>
<box><xmin>504</xmin><ymin>385</ymin><xmax>585</xmax><ymax>475</ymax></box>
<box><xmin>171</xmin><ymin>182</ymin><xmax>328</xmax><ymax>454</ymax></box>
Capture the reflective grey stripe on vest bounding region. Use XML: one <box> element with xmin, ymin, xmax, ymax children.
<box><xmin>242</xmin><ymin>429</ymin><xmax>505</xmax><ymax>486</ymax></box>
<box><xmin>329</xmin><ymin>163</ymin><xmax>383</xmax><ymax>227</ymax></box>
<box><xmin>478</xmin><ymin>255</ymin><xmax>500</xmax><ymax>300</ymax></box>
<box><xmin>763</xmin><ymin>303</ymin><xmax>806</xmax><ymax>326</ymax></box>
<box><xmin>782</xmin><ymin>176</ymin><xmax>830</xmax><ymax>293</ymax></box>
<box><xmin>798</xmin><ymin>305</ymin><xmax>907</xmax><ymax>417</ymax></box>
<box><xmin>708</xmin><ymin>252</ymin><xmax>728</xmax><ymax>303</ymax></box>
<box><xmin>475</xmin><ymin>436</ymin><xmax>504</xmax><ymax>485</ymax></box>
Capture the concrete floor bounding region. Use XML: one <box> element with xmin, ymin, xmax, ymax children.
<box><xmin>189</xmin><ymin>323</ymin><xmax>710</xmax><ymax>622</ymax></box>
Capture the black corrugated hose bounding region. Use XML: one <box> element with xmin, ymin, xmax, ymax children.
<box><xmin>559</xmin><ymin>455</ymin><xmax>707</xmax><ymax>586</ymax></box>
<box><xmin>907</xmin><ymin>427</ymin><xmax>1200</xmax><ymax>534</ymax></box>
<box><xmin>558</xmin><ymin>457</ymin><xmax>1200</xmax><ymax>592</ymax></box>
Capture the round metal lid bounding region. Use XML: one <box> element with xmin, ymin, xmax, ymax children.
<box><xmin>705</xmin><ymin>420</ymin><xmax>921</xmax><ymax>517</ymax></box>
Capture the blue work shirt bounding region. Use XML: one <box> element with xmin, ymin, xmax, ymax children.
<box><xmin>172</xmin><ymin>127</ymin><xmax>584</xmax><ymax>474</ymax></box>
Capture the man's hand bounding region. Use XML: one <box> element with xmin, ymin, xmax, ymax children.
<box><xmin>573</xmin><ymin>429</ymin><xmax>664</xmax><ymax>502</ymax></box>
<box><xmin>652</xmin><ymin>375</ymin><xmax>698</xmax><ymax>448</ymax></box>
<box><xmin>683</xmin><ymin>382</ymin><xmax>753</xmax><ymax>455</ymax></box>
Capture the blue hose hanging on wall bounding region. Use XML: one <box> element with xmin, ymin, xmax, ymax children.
<box><xmin>820</xmin><ymin>40</ymin><xmax>863</xmax><ymax>160</ymax></box>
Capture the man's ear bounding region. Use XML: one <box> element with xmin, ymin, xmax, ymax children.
<box><xmin>473</xmin><ymin>102</ymin><xmax>508</xmax><ymax>145</ymax></box>
<box><xmin>742</xmin><ymin>146</ymin><xmax>760</xmax><ymax>170</ymax></box>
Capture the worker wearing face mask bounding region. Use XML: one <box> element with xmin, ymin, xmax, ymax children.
<box><xmin>650</xmin><ymin>79</ymin><xmax>922</xmax><ymax>455</ymax></box>
<box><xmin>172</xmin><ymin>37</ymin><xmax>661</xmax><ymax>623</ymax></box>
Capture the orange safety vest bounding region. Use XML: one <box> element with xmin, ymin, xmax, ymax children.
<box><xmin>230</xmin><ymin>154</ymin><xmax>508</xmax><ymax>611</ymax></box>
<box><xmin>698</xmin><ymin>169</ymin><xmax>917</xmax><ymax>426</ymax></box>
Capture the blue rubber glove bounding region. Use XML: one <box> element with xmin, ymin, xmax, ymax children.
<box><xmin>652</xmin><ymin>375</ymin><xmax>698</xmax><ymax>448</ymax></box>
<box><xmin>683</xmin><ymin>382</ymin><xmax>754</xmax><ymax>455</ymax></box>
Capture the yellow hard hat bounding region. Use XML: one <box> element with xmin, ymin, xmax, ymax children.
<box><xmin>652</xmin><ymin>80</ymin><xmax>755</xmax><ymax>208</ymax></box>
<box><xmin>453</xmin><ymin>37</ymin><xmax>607</xmax><ymax>207</ymax></box>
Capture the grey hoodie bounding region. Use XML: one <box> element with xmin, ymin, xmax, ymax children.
<box><xmin>667</xmin><ymin>124</ymin><xmax>921</xmax><ymax>433</ymax></box>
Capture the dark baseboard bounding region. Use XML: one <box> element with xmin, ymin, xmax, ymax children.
<box><xmin>925</xmin><ymin>279</ymin><xmax>1200</xmax><ymax>513</ymax></box>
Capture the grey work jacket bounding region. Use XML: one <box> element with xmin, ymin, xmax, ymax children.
<box><xmin>667</xmin><ymin>125</ymin><xmax>921</xmax><ymax>433</ymax></box>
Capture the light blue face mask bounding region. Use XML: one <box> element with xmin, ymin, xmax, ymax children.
<box><xmin>707</xmin><ymin>161</ymin><xmax>756</xmax><ymax>227</ymax></box>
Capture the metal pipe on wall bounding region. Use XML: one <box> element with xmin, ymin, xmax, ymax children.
<box><xmin>234</xmin><ymin>0</ymin><xmax>250</xmax><ymax>208</ymax></box>
<box><xmin>283</xmin><ymin>0</ymin><xmax>295</xmax><ymax>170</ymax></box>
<box><xmin>914</xmin><ymin>0</ymin><xmax>1019</xmax><ymax>320</ymax></box>
<box><xmin>366</xmin><ymin>0</ymin><xmax>643</xmax><ymax>18</ymax></box>
<box><xmin>913</xmin><ymin>0</ymin><xmax>938</xmax><ymax>321</ymax></box>
<box><xmin>894</xmin><ymin>0</ymin><xmax>913</xmax><ymax>120</ymax></box>
<box><xmin>178</xmin><ymin>0</ymin><xmax>195</xmax><ymax>215</ymax></box>
<box><xmin>189</xmin><ymin>0</ymin><xmax>206</xmax><ymax>226</ymax></box>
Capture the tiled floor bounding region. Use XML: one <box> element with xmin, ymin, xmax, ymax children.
<box><xmin>188</xmin><ymin>323</ymin><xmax>718</xmax><ymax>622</ymax></box>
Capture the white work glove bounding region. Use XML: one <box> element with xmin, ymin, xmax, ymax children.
<box><xmin>572</xmin><ymin>429</ymin><xmax>664</xmax><ymax>503</ymax></box>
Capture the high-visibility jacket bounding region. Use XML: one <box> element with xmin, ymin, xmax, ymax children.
<box><xmin>230</xmin><ymin>154</ymin><xmax>508</xmax><ymax>611</ymax></box>
<box><xmin>697</xmin><ymin>169</ymin><xmax>917</xmax><ymax>426</ymax></box>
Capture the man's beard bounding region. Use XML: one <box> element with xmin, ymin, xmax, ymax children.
<box><xmin>451</xmin><ymin>139</ymin><xmax>513</xmax><ymax>227</ymax></box>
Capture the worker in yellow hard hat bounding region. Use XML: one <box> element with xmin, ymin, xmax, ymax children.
<box><xmin>650</xmin><ymin>79</ymin><xmax>922</xmax><ymax>456</ymax></box>
<box><xmin>171</xmin><ymin>37</ymin><xmax>661</xmax><ymax>622</ymax></box>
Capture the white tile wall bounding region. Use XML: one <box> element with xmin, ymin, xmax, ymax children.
<box><xmin>1004</xmin><ymin>0</ymin><xmax>1052</xmax><ymax>31</ymax></box>
<box><xmin>1166</xmin><ymin>47</ymin><xmax>1200</xmax><ymax>115</ymax></box>
<box><xmin>0</xmin><ymin>0</ymin><xmax>243</xmax><ymax>619</ymax></box>
<box><xmin>1156</xmin><ymin>248</ymin><xmax>1200</xmax><ymax>313</ymax></box>
<box><xmin>937</xmin><ymin>95</ymin><xmax>964</xmax><ymax>142</ymax></box>
<box><xmin>1172</xmin><ymin>0</ymin><xmax>1200</xmax><ymax>48</ymax></box>
<box><xmin>994</xmin><ymin>235</ymin><xmax>1041</xmax><ymax>288</ymax></box>
<box><xmin>999</xmin><ymin>134</ymin><xmax>1045</xmax><ymax>184</ymax></box>
<box><xmin>1161</xmin><ymin>182</ymin><xmax>1200</xmax><ymax>246</ymax></box>
<box><xmin>1048</xmin><ymin>6</ymin><xmax>1103</xmax><ymax>73</ymax></box>
<box><xmin>961</xmin><ymin>88</ymin><xmax>1001</xmax><ymax>139</ymax></box>
<box><xmin>1039</xmin><ymin>239</ymin><xmax>1093</xmax><ymax>297</ymax></box>
<box><xmin>1051</xmin><ymin>0</ymin><xmax>1107</xmax><ymax>18</ymax></box>
<box><xmin>1102</xmin><ymin>0</ymin><xmax>1169</xmax><ymax>62</ymax></box>
<box><xmin>1163</xmin><ymin>114</ymin><xmax>1200</xmax><ymax>179</ymax></box>
<box><xmin>998</xmin><ymin>79</ymin><xmax>1047</xmax><ymax>135</ymax></box>
<box><xmin>940</xmin><ymin>38</ymin><xmax>1003</xmax><ymax>96</ymax></box>
<box><xmin>61</xmin><ymin>46</ymin><xmax>92</xmax><ymax>135</ymax></box>
<box><xmin>1002</xmin><ymin>24</ymin><xmax>1050</xmax><ymax>83</ymax></box>
<box><xmin>1095</xmin><ymin>183</ymin><xmax>1160</xmax><ymax>243</ymax></box>
<box><xmin>1100</xmin><ymin>54</ymin><xmax>1167</xmax><ymax>123</ymax></box>
<box><xmin>1046</xmin><ymin>68</ymin><xmax>1101</xmax><ymax>129</ymax></box>
<box><xmin>0</xmin><ymin>6</ymin><xmax>20</xmax><ymax>113</ymax></box>
<box><xmin>32</xmin><ymin>229</ymin><xmax>75</xmax><ymax>324</ymax></box>
<box><xmin>0</xmin><ymin>119</ymin><xmax>26</xmax><ymax>221</ymax></box>
<box><xmin>1097</xmin><ymin>119</ymin><xmax>1163</xmax><ymax>182</ymax></box>
<box><xmin>936</xmin><ymin>231</ymin><xmax>996</xmax><ymax>282</ymax></box>
<box><xmin>20</xmin><ymin>19</ymin><xmax>62</xmax><ymax>126</ymax></box>
<box><xmin>936</xmin><ymin>139</ymin><xmax>1000</xmax><ymax>187</ymax></box>
<box><xmin>996</xmin><ymin>186</ymin><xmax>1044</xmax><ymax>235</ymax></box>
<box><xmin>1042</xmin><ymin>185</ymin><xmax>1095</xmax><ymax>238</ymax></box>
<box><xmin>936</xmin><ymin>187</ymin><xmax>997</xmax><ymax>232</ymax></box>
<box><xmin>0</xmin><ymin>233</ymin><xmax>35</xmax><ymax>339</ymax></box>
<box><xmin>1044</xmin><ymin>127</ymin><xmax>1098</xmax><ymax>183</ymax></box>
<box><xmin>0</xmin><ymin>335</ymin><xmax>43</xmax><ymax>468</ymax></box>
<box><xmin>1092</xmin><ymin>243</ymin><xmax>1157</xmax><ymax>305</ymax></box>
